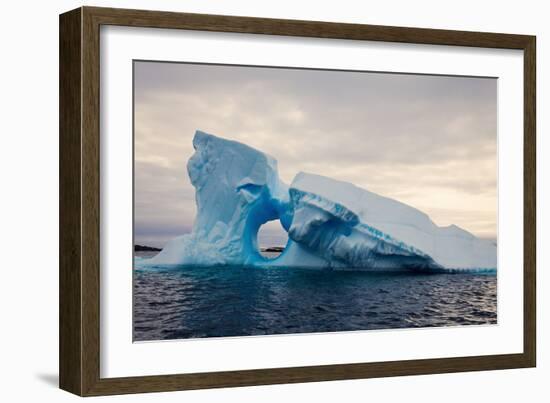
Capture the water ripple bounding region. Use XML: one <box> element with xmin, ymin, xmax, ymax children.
<box><xmin>133</xmin><ymin>265</ymin><xmax>497</xmax><ymax>341</ymax></box>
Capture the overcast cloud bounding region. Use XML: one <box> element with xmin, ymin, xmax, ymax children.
<box><xmin>134</xmin><ymin>61</ymin><xmax>497</xmax><ymax>248</ymax></box>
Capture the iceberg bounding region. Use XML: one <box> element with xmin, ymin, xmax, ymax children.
<box><xmin>146</xmin><ymin>130</ymin><xmax>497</xmax><ymax>272</ymax></box>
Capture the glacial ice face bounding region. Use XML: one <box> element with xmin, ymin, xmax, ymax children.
<box><xmin>146</xmin><ymin>130</ymin><xmax>497</xmax><ymax>272</ymax></box>
<box><xmin>148</xmin><ymin>131</ymin><xmax>292</xmax><ymax>266</ymax></box>
<box><xmin>278</xmin><ymin>173</ymin><xmax>497</xmax><ymax>271</ymax></box>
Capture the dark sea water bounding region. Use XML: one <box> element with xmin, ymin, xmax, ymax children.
<box><xmin>133</xmin><ymin>256</ymin><xmax>497</xmax><ymax>341</ymax></box>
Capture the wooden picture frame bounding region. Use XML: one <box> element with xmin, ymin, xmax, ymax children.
<box><xmin>59</xmin><ymin>6</ymin><xmax>536</xmax><ymax>396</ymax></box>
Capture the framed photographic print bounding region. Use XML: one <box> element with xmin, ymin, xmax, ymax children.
<box><xmin>59</xmin><ymin>6</ymin><xmax>536</xmax><ymax>396</ymax></box>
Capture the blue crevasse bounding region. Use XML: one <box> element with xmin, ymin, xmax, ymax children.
<box><xmin>145</xmin><ymin>130</ymin><xmax>497</xmax><ymax>273</ymax></box>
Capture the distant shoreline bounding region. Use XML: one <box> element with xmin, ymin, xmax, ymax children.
<box><xmin>134</xmin><ymin>244</ymin><xmax>162</xmax><ymax>252</ymax></box>
<box><xmin>261</xmin><ymin>246</ymin><xmax>285</xmax><ymax>253</ymax></box>
<box><xmin>135</xmin><ymin>245</ymin><xmax>285</xmax><ymax>253</ymax></box>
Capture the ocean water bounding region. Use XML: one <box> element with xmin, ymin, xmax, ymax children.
<box><xmin>133</xmin><ymin>255</ymin><xmax>497</xmax><ymax>341</ymax></box>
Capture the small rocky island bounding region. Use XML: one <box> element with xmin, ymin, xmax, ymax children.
<box><xmin>261</xmin><ymin>246</ymin><xmax>285</xmax><ymax>253</ymax></box>
<box><xmin>134</xmin><ymin>244</ymin><xmax>162</xmax><ymax>252</ymax></box>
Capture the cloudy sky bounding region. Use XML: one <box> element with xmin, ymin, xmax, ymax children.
<box><xmin>134</xmin><ymin>61</ymin><xmax>497</xmax><ymax>248</ymax></box>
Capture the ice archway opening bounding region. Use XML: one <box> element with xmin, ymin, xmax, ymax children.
<box><xmin>257</xmin><ymin>219</ymin><xmax>289</xmax><ymax>259</ymax></box>
<box><xmin>238</xmin><ymin>186</ymin><xmax>292</xmax><ymax>264</ymax></box>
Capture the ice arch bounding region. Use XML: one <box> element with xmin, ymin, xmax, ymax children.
<box><xmin>146</xmin><ymin>130</ymin><xmax>497</xmax><ymax>272</ymax></box>
<box><xmin>235</xmin><ymin>182</ymin><xmax>292</xmax><ymax>263</ymax></box>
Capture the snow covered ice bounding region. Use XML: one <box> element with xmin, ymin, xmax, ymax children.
<box><xmin>145</xmin><ymin>130</ymin><xmax>497</xmax><ymax>273</ymax></box>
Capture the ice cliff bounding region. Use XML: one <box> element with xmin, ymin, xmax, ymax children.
<box><xmin>146</xmin><ymin>130</ymin><xmax>497</xmax><ymax>272</ymax></box>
